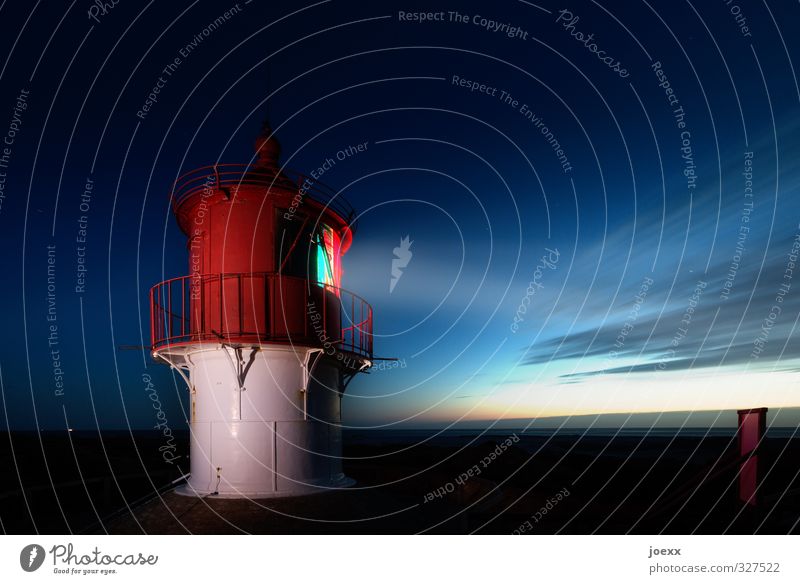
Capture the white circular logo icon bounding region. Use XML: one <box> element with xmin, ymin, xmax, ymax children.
<box><xmin>20</xmin><ymin>544</ymin><xmax>45</xmax><ymax>572</ymax></box>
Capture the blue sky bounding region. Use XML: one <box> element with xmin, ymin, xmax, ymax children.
<box><xmin>341</xmin><ymin>117</ymin><xmax>800</xmax><ymax>426</ymax></box>
<box><xmin>0</xmin><ymin>0</ymin><xmax>799</xmax><ymax>430</ymax></box>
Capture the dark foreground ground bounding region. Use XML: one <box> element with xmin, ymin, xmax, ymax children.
<box><xmin>1</xmin><ymin>429</ymin><xmax>798</xmax><ymax>534</ymax></box>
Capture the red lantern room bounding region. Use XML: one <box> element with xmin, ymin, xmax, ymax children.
<box><xmin>151</xmin><ymin>122</ymin><xmax>371</xmax><ymax>359</ymax></box>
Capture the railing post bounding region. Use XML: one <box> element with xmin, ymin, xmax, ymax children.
<box><xmin>302</xmin><ymin>276</ymin><xmax>308</xmax><ymax>341</ymax></box>
<box><xmin>200</xmin><ymin>273</ymin><xmax>206</xmax><ymax>339</ymax></box>
<box><xmin>238</xmin><ymin>273</ymin><xmax>243</xmax><ymax>337</ymax></box>
<box><xmin>149</xmin><ymin>287</ymin><xmax>154</xmax><ymax>347</ymax></box>
<box><xmin>266</xmin><ymin>274</ymin><xmax>272</xmax><ymax>339</ymax></box>
<box><xmin>181</xmin><ymin>277</ymin><xmax>186</xmax><ymax>338</ymax></box>
<box><xmin>218</xmin><ymin>273</ymin><xmax>224</xmax><ymax>339</ymax></box>
<box><xmin>167</xmin><ymin>283</ymin><xmax>172</xmax><ymax>341</ymax></box>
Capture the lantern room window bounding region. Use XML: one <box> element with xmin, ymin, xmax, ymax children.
<box><xmin>275</xmin><ymin>209</ymin><xmax>312</xmax><ymax>278</ymax></box>
<box><xmin>315</xmin><ymin>224</ymin><xmax>342</xmax><ymax>292</ymax></box>
<box><xmin>276</xmin><ymin>210</ymin><xmax>343</xmax><ymax>293</ymax></box>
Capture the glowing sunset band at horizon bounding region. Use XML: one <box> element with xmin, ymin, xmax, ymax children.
<box><xmin>438</xmin><ymin>368</ymin><xmax>800</xmax><ymax>424</ymax></box>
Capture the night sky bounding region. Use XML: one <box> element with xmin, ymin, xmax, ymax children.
<box><xmin>1</xmin><ymin>0</ymin><xmax>799</xmax><ymax>431</ymax></box>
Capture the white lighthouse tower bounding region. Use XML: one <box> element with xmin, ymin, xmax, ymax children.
<box><xmin>150</xmin><ymin>123</ymin><xmax>373</xmax><ymax>497</ymax></box>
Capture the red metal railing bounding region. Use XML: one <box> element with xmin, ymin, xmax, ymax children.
<box><xmin>171</xmin><ymin>164</ymin><xmax>357</xmax><ymax>230</ymax></box>
<box><xmin>149</xmin><ymin>272</ymin><xmax>373</xmax><ymax>360</ymax></box>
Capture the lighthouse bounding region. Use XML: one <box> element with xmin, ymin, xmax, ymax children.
<box><xmin>150</xmin><ymin>122</ymin><xmax>373</xmax><ymax>497</ymax></box>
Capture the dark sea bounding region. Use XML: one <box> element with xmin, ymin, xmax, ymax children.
<box><xmin>343</xmin><ymin>426</ymin><xmax>799</xmax><ymax>444</ymax></box>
